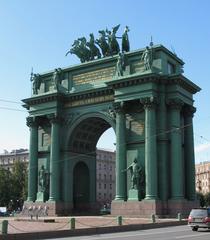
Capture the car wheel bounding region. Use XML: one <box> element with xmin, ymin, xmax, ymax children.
<box><xmin>192</xmin><ymin>227</ymin><xmax>198</xmax><ymax>231</ymax></box>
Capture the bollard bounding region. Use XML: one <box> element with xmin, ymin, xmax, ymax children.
<box><xmin>177</xmin><ymin>212</ymin><xmax>182</xmax><ymax>221</ymax></box>
<box><xmin>1</xmin><ymin>220</ymin><xmax>8</xmax><ymax>234</ymax></box>
<box><xmin>70</xmin><ymin>217</ymin><xmax>75</xmax><ymax>230</ymax></box>
<box><xmin>117</xmin><ymin>216</ymin><xmax>122</xmax><ymax>226</ymax></box>
<box><xmin>151</xmin><ymin>214</ymin><xmax>156</xmax><ymax>223</ymax></box>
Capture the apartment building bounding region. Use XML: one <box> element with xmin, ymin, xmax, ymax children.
<box><xmin>195</xmin><ymin>161</ymin><xmax>210</xmax><ymax>194</ymax></box>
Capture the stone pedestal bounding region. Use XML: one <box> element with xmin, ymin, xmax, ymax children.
<box><xmin>128</xmin><ymin>189</ymin><xmax>139</xmax><ymax>201</ymax></box>
<box><xmin>36</xmin><ymin>191</ymin><xmax>47</xmax><ymax>202</ymax></box>
<box><xmin>111</xmin><ymin>199</ymin><xmax>199</xmax><ymax>217</ymax></box>
<box><xmin>23</xmin><ymin>201</ymin><xmax>73</xmax><ymax>216</ymax></box>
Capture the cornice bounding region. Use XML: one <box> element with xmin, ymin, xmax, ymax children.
<box><xmin>106</xmin><ymin>73</ymin><xmax>160</xmax><ymax>89</ymax></box>
<box><xmin>167</xmin><ymin>74</ymin><xmax>201</xmax><ymax>94</ymax></box>
<box><xmin>22</xmin><ymin>92</ymin><xmax>64</xmax><ymax>106</ymax></box>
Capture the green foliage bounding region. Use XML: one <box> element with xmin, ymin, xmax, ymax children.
<box><xmin>204</xmin><ymin>192</ymin><xmax>210</xmax><ymax>206</ymax></box>
<box><xmin>0</xmin><ymin>162</ymin><xmax>28</xmax><ymax>210</ymax></box>
<box><xmin>196</xmin><ymin>192</ymin><xmax>210</xmax><ymax>207</ymax></box>
<box><xmin>0</xmin><ymin>167</ymin><xmax>13</xmax><ymax>206</ymax></box>
<box><xmin>196</xmin><ymin>192</ymin><xmax>205</xmax><ymax>207</ymax></box>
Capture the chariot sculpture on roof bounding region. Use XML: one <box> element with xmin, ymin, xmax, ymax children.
<box><xmin>66</xmin><ymin>24</ymin><xmax>130</xmax><ymax>63</ymax></box>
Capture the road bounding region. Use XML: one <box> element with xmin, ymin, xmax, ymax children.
<box><xmin>42</xmin><ymin>225</ymin><xmax>210</xmax><ymax>240</ymax></box>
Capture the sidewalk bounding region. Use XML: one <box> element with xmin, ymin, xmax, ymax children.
<box><xmin>0</xmin><ymin>215</ymin><xmax>187</xmax><ymax>240</ymax></box>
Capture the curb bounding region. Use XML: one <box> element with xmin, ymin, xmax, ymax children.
<box><xmin>1</xmin><ymin>220</ymin><xmax>187</xmax><ymax>240</ymax></box>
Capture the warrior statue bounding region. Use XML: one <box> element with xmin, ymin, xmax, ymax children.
<box><xmin>141</xmin><ymin>46</ymin><xmax>152</xmax><ymax>70</ymax></box>
<box><xmin>52</xmin><ymin>68</ymin><xmax>62</xmax><ymax>91</ymax></box>
<box><xmin>122</xmin><ymin>158</ymin><xmax>142</xmax><ymax>190</ymax></box>
<box><xmin>86</xmin><ymin>33</ymin><xmax>101</xmax><ymax>60</ymax></box>
<box><xmin>31</xmin><ymin>73</ymin><xmax>41</xmax><ymax>95</ymax></box>
<box><xmin>115</xmin><ymin>52</ymin><xmax>125</xmax><ymax>77</ymax></box>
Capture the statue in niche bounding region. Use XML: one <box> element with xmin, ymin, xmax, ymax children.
<box><xmin>122</xmin><ymin>158</ymin><xmax>142</xmax><ymax>190</ymax></box>
<box><xmin>31</xmin><ymin>73</ymin><xmax>41</xmax><ymax>95</ymax></box>
<box><xmin>115</xmin><ymin>52</ymin><xmax>125</xmax><ymax>77</ymax></box>
<box><xmin>38</xmin><ymin>165</ymin><xmax>48</xmax><ymax>192</ymax></box>
<box><xmin>52</xmin><ymin>68</ymin><xmax>62</xmax><ymax>90</ymax></box>
<box><xmin>95</xmin><ymin>30</ymin><xmax>110</xmax><ymax>57</ymax></box>
<box><xmin>122</xmin><ymin>26</ymin><xmax>130</xmax><ymax>52</ymax></box>
<box><xmin>86</xmin><ymin>33</ymin><xmax>101</xmax><ymax>60</ymax></box>
<box><xmin>106</xmin><ymin>24</ymin><xmax>120</xmax><ymax>55</ymax></box>
<box><xmin>141</xmin><ymin>46</ymin><xmax>153</xmax><ymax>70</ymax></box>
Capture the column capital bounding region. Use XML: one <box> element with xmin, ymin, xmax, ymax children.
<box><xmin>167</xmin><ymin>98</ymin><xmax>184</xmax><ymax>110</ymax></box>
<box><xmin>26</xmin><ymin>116</ymin><xmax>38</xmax><ymax>127</ymax></box>
<box><xmin>183</xmin><ymin>105</ymin><xmax>196</xmax><ymax>118</ymax></box>
<box><xmin>140</xmin><ymin>96</ymin><xmax>158</xmax><ymax>109</ymax></box>
<box><xmin>113</xmin><ymin>102</ymin><xmax>125</xmax><ymax>113</ymax></box>
<box><xmin>47</xmin><ymin>113</ymin><xmax>61</xmax><ymax>124</ymax></box>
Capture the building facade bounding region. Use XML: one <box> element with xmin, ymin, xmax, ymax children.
<box><xmin>96</xmin><ymin>148</ymin><xmax>116</xmax><ymax>207</ymax></box>
<box><xmin>195</xmin><ymin>162</ymin><xmax>210</xmax><ymax>194</ymax></box>
<box><xmin>0</xmin><ymin>149</ymin><xmax>29</xmax><ymax>171</ymax></box>
<box><xmin>0</xmin><ymin>148</ymin><xmax>116</xmax><ymax>206</ymax></box>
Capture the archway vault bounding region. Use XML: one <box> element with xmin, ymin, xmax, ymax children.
<box><xmin>69</xmin><ymin>117</ymin><xmax>112</xmax><ymax>154</ymax></box>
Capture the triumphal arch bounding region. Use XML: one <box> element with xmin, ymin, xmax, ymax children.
<box><xmin>23</xmin><ymin>26</ymin><xmax>200</xmax><ymax>216</ymax></box>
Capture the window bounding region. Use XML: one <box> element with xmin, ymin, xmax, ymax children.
<box><xmin>110</xmin><ymin>175</ymin><xmax>112</xmax><ymax>180</ymax></box>
<box><xmin>104</xmin><ymin>184</ymin><xmax>106</xmax><ymax>189</ymax></box>
<box><xmin>104</xmin><ymin>164</ymin><xmax>106</xmax><ymax>170</ymax></box>
<box><xmin>104</xmin><ymin>174</ymin><xmax>106</xmax><ymax>180</ymax></box>
<box><xmin>99</xmin><ymin>163</ymin><xmax>101</xmax><ymax>170</ymax></box>
<box><xmin>167</xmin><ymin>62</ymin><xmax>175</xmax><ymax>74</ymax></box>
<box><xmin>110</xmin><ymin>184</ymin><xmax>112</xmax><ymax>190</ymax></box>
<box><xmin>99</xmin><ymin>183</ymin><xmax>101</xmax><ymax>189</ymax></box>
<box><xmin>99</xmin><ymin>174</ymin><xmax>101</xmax><ymax>180</ymax></box>
<box><xmin>104</xmin><ymin>193</ymin><xmax>106</xmax><ymax>199</ymax></box>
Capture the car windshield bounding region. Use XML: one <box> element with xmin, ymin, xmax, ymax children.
<box><xmin>190</xmin><ymin>209</ymin><xmax>207</xmax><ymax>217</ymax></box>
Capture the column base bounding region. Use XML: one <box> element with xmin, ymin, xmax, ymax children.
<box><xmin>114</xmin><ymin>195</ymin><xmax>126</xmax><ymax>201</ymax></box>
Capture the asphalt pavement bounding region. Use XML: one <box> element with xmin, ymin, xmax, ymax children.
<box><xmin>42</xmin><ymin>225</ymin><xmax>210</xmax><ymax>240</ymax></box>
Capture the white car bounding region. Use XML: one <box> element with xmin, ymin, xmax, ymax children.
<box><xmin>188</xmin><ymin>208</ymin><xmax>210</xmax><ymax>231</ymax></box>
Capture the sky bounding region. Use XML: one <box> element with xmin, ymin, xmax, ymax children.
<box><xmin>0</xmin><ymin>0</ymin><xmax>210</xmax><ymax>163</ymax></box>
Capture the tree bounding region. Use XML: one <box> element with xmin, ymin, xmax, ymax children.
<box><xmin>0</xmin><ymin>167</ymin><xmax>13</xmax><ymax>207</ymax></box>
<box><xmin>204</xmin><ymin>192</ymin><xmax>210</xmax><ymax>207</ymax></box>
<box><xmin>11</xmin><ymin>161</ymin><xmax>28</xmax><ymax>210</ymax></box>
<box><xmin>0</xmin><ymin>161</ymin><xmax>28</xmax><ymax>211</ymax></box>
<box><xmin>196</xmin><ymin>192</ymin><xmax>205</xmax><ymax>207</ymax></box>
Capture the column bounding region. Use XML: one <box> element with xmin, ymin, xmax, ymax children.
<box><xmin>184</xmin><ymin>106</ymin><xmax>196</xmax><ymax>200</ymax></box>
<box><xmin>114</xmin><ymin>102</ymin><xmax>127</xmax><ymax>201</ymax></box>
<box><xmin>142</xmin><ymin>97</ymin><xmax>158</xmax><ymax>200</ymax></box>
<box><xmin>26</xmin><ymin>116</ymin><xmax>38</xmax><ymax>202</ymax></box>
<box><xmin>48</xmin><ymin>114</ymin><xmax>60</xmax><ymax>201</ymax></box>
<box><xmin>157</xmin><ymin>85</ymin><xmax>168</xmax><ymax>201</ymax></box>
<box><xmin>168</xmin><ymin>99</ymin><xmax>184</xmax><ymax>199</ymax></box>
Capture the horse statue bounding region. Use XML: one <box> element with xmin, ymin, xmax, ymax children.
<box><xmin>86</xmin><ymin>33</ymin><xmax>101</xmax><ymax>60</ymax></box>
<box><xmin>106</xmin><ymin>24</ymin><xmax>120</xmax><ymax>55</ymax></box>
<box><xmin>95</xmin><ymin>30</ymin><xmax>110</xmax><ymax>57</ymax></box>
<box><xmin>66</xmin><ymin>38</ymin><xmax>91</xmax><ymax>63</ymax></box>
